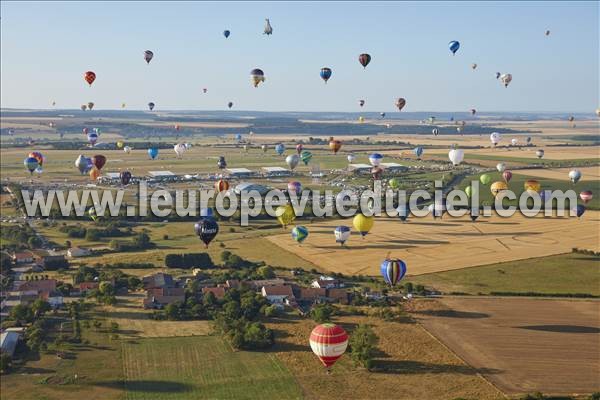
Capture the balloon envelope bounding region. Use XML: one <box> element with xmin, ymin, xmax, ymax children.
<box><xmin>91</xmin><ymin>155</ymin><xmax>106</xmax><ymax>170</ymax></box>
<box><xmin>448</xmin><ymin>40</ymin><xmax>460</xmax><ymax>54</ymax></box>
<box><xmin>353</xmin><ymin>214</ymin><xmax>374</xmax><ymax>237</ymax></box>
<box><xmin>334</xmin><ymin>226</ymin><xmax>351</xmax><ymax>245</ymax></box>
<box><xmin>194</xmin><ymin>218</ymin><xmax>219</xmax><ymax>247</ymax></box>
<box><xmin>310</xmin><ymin>323</ymin><xmax>348</xmax><ymax>369</ymax></box>
<box><xmin>569</xmin><ymin>169</ymin><xmax>582</xmax><ymax>184</ymax></box>
<box><xmin>148</xmin><ymin>147</ymin><xmax>159</xmax><ymax>159</ymax></box>
<box><xmin>380</xmin><ymin>258</ymin><xmax>407</xmax><ymax>286</ymax></box>
<box><xmin>291</xmin><ymin>226</ymin><xmax>309</xmax><ymax>243</ymax></box>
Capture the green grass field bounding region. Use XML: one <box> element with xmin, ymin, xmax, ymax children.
<box><xmin>409</xmin><ymin>253</ymin><xmax>600</xmax><ymax>296</ymax></box>
<box><xmin>119</xmin><ymin>336</ymin><xmax>303</xmax><ymax>400</ymax></box>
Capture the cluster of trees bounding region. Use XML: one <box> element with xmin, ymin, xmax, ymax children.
<box><xmin>0</xmin><ymin>224</ymin><xmax>42</xmax><ymax>249</ymax></box>
<box><xmin>109</xmin><ymin>233</ymin><xmax>154</xmax><ymax>251</ymax></box>
<box><xmin>165</xmin><ymin>253</ymin><xmax>215</xmax><ymax>269</ymax></box>
<box><xmin>211</xmin><ymin>252</ymin><xmax>276</xmax><ymax>282</ymax></box>
<box><xmin>59</xmin><ymin>223</ymin><xmax>133</xmax><ymax>241</ymax></box>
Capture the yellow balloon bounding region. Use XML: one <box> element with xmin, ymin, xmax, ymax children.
<box><xmin>524</xmin><ymin>180</ymin><xmax>541</xmax><ymax>192</ymax></box>
<box><xmin>116</xmin><ymin>141</ymin><xmax>124</xmax><ymax>149</ymax></box>
<box><xmin>353</xmin><ymin>214</ymin><xmax>374</xmax><ymax>237</ymax></box>
<box><xmin>89</xmin><ymin>167</ymin><xmax>101</xmax><ymax>181</ymax></box>
<box><xmin>490</xmin><ymin>181</ymin><xmax>508</xmax><ymax>197</ymax></box>
<box><xmin>275</xmin><ymin>204</ymin><xmax>296</xmax><ymax>227</ymax></box>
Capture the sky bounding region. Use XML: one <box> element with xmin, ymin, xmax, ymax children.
<box><xmin>1</xmin><ymin>1</ymin><xmax>598</xmax><ymax>112</ymax></box>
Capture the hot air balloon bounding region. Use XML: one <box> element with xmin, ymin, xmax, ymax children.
<box><xmin>380</xmin><ymin>112</ymin><xmax>386</xmax><ymax>118</ymax></box>
<box><xmin>569</xmin><ymin>169</ymin><xmax>582</xmax><ymax>184</ymax></box>
<box><xmin>215</xmin><ymin>179</ymin><xmax>229</xmax><ymax>192</ymax></box>
<box><xmin>490</xmin><ymin>132</ymin><xmax>501</xmax><ymax>146</ymax></box>
<box><xmin>395</xmin><ymin>98</ymin><xmax>406</xmax><ymax>111</ymax></box>
<box><xmin>496</xmin><ymin>163</ymin><xmax>506</xmax><ymax>173</ymax></box>
<box><xmin>429</xmin><ymin>116</ymin><xmax>436</xmax><ymax>125</ymax></box>
<box><xmin>358</xmin><ymin>100</ymin><xmax>365</xmax><ymax>107</ymax></box>
<box><xmin>524</xmin><ymin>180</ymin><xmax>541</xmax><ymax>192</ymax></box>
<box><xmin>81</xmin><ymin>104</ymin><xmax>87</xmax><ymax>111</ymax></box>
<box><xmin>300</xmin><ymin>150</ymin><xmax>313</xmax><ymax>165</ymax></box>
<box><xmin>89</xmin><ymin>167</ymin><xmax>101</xmax><ymax>181</ymax></box>
<box><xmin>369</xmin><ymin>153</ymin><xmax>383</xmax><ymax>166</ymax></box>
<box><xmin>223</xmin><ymin>30</ymin><xmax>230</xmax><ymax>38</ymax></box>
<box><xmin>263</xmin><ymin>18</ymin><xmax>273</xmax><ymax>35</ymax></box>
<box><xmin>217</xmin><ymin>156</ymin><xmax>227</xmax><ymax>169</ymax></box>
<box><xmin>329</xmin><ymin>139</ymin><xmax>342</xmax><ymax>154</ymax></box>
<box><xmin>380</xmin><ymin>258</ymin><xmax>407</xmax><ymax>286</ymax></box>
<box><xmin>286</xmin><ymin>154</ymin><xmax>300</xmax><ymax>170</ymax></box>
<box><xmin>526</xmin><ymin>136</ymin><xmax>532</xmax><ymax>144</ymax></box>
<box><xmin>200</xmin><ymin>208</ymin><xmax>214</xmax><ymax>218</ymax></box>
<box><xmin>91</xmin><ymin>155</ymin><xmax>106</xmax><ymax>170</ymax></box>
<box><xmin>502</xmin><ymin>170</ymin><xmax>513</xmax><ymax>183</ymax></box>
<box><xmin>287</xmin><ymin>181</ymin><xmax>302</xmax><ymax>194</ymax></box>
<box><xmin>28</xmin><ymin>152</ymin><xmax>44</xmax><ymax>167</ymax></box>
<box><xmin>320</xmin><ymin>67</ymin><xmax>332</xmax><ymax>83</ymax></box>
<box><xmin>123</xmin><ymin>146</ymin><xmax>132</xmax><ymax>154</ymax></box>
<box><xmin>116</xmin><ymin>141</ymin><xmax>124</xmax><ymax>149</ymax></box>
<box><xmin>465</xmin><ymin>185</ymin><xmax>473</xmax><ymax>198</ymax></box>
<box><xmin>500</xmin><ymin>73</ymin><xmax>512</xmax><ymax>88</ymax></box>
<box><xmin>470</xmin><ymin>109</ymin><xmax>477</xmax><ymax>116</ymax></box>
<box><xmin>358</xmin><ymin>116</ymin><xmax>365</xmax><ymax>123</ymax></box>
<box><xmin>121</xmin><ymin>102</ymin><xmax>126</xmax><ymax>108</ymax></box>
<box><xmin>448</xmin><ymin>40</ymin><xmax>460</xmax><ymax>55</ymax></box>
<box><xmin>275</xmin><ymin>144</ymin><xmax>285</xmax><ymax>156</ymax></box>
<box><xmin>148</xmin><ymin>102</ymin><xmax>155</xmax><ymax>111</ymax></box>
<box><xmin>84</xmin><ymin>71</ymin><xmax>96</xmax><ymax>86</ymax></box>
<box><xmin>496</xmin><ymin>72</ymin><xmax>501</xmax><ymax>79</ymax></box>
<box><xmin>261</xmin><ymin>144</ymin><xmax>268</xmax><ymax>153</ymax></box>
<box><xmin>353</xmin><ymin>214</ymin><xmax>373</xmax><ymax>237</ymax></box>
<box><xmin>310</xmin><ymin>323</ymin><xmax>348</xmax><ymax>371</ymax></box>
<box><xmin>24</xmin><ymin>157</ymin><xmax>39</xmax><ymax>175</ymax></box>
<box><xmin>448</xmin><ymin>149</ymin><xmax>464</xmax><ymax>166</ymax></box>
<box><xmin>174</xmin><ymin>124</ymin><xmax>180</xmax><ymax>131</ymax></box>
<box><xmin>456</xmin><ymin>126</ymin><xmax>463</xmax><ymax>134</ymax></box>
<box><xmin>82</xmin><ymin>127</ymin><xmax>89</xmax><ymax>135</ymax></box>
<box><xmin>471</xmin><ymin>63</ymin><xmax>477</xmax><ymax>70</ymax></box>
<box><xmin>291</xmin><ymin>226</ymin><xmax>309</xmax><ymax>244</ymax></box>
<box><xmin>120</xmin><ymin>171</ymin><xmax>132</xmax><ymax>185</ymax></box>
<box><xmin>580</xmin><ymin>190</ymin><xmax>593</xmax><ymax>204</ymax></box>
<box><xmin>491</xmin><ymin>181</ymin><xmax>508</xmax><ymax>197</ymax></box>
<box><xmin>432</xmin><ymin>128</ymin><xmax>439</xmax><ymax>136</ymax></box>
<box><xmin>235</xmin><ymin>133</ymin><xmax>242</xmax><ymax>142</ymax></box>
<box><xmin>371</xmin><ymin>167</ymin><xmax>383</xmax><ymax>180</ymax></box>
<box><xmin>243</xmin><ymin>144</ymin><xmax>249</xmax><ymax>153</ymax></box>
<box><xmin>88</xmin><ymin>207</ymin><xmax>97</xmax><ymax>222</ymax></box>
<box><xmin>413</xmin><ymin>146</ymin><xmax>424</xmax><ymax>160</ymax></box>
<box><xmin>194</xmin><ymin>218</ymin><xmax>219</xmax><ymax>248</ymax></box>
<box><xmin>228</xmin><ymin>102</ymin><xmax>233</xmax><ymax>109</ymax></box>
<box><xmin>511</xmin><ymin>138</ymin><xmax>519</xmax><ymax>147</ymax></box>
<box><xmin>148</xmin><ymin>147</ymin><xmax>159</xmax><ymax>160</ymax></box>
<box><xmin>573</xmin><ymin>204</ymin><xmax>585</xmax><ymax>218</ymax></box>
<box><xmin>144</xmin><ymin>50</ymin><xmax>154</xmax><ymax>64</ymax></box>
<box><xmin>358</xmin><ymin>53</ymin><xmax>371</xmax><ymax>68</ymax></box>
<box><xmin>75</xmin><ymin>155</ymin><xmax>93</xmax><ymax>174</ymax></box>
<box><xmin>275</xmin><ymin>204</ymin><xmax>296</xmax><ymax>227</ymax></box>
<box><xmin>174</xmin><ymin>143</ymin><xmax>186</xmax><ymax>158</ymax></box>
<box><xmin>388</xmin><ymin>178</ymin><xmax>401</xmax><ymax>190</ymax></box>
<box><xmin>347</xmin><ymin>154</ymin><xmax>356</xmax><ymax>164</ymax></box>
<box><xmin>480</xmin><ymin>174</ymin><xmax>491</xmax><ymax>185</ymax></box>
<box><xmin>536</xmin><ymin>149</ymin><xmax>545</xmax><ymax>159</ymax></box>
<box><xmin>334</xmin><ymin>226</ymin><xmax>351</xmax><ymax>246</ymax></box>
<box><xmin>250</xmin><ymin>68</ymin><xmax>265</xmax><ymax>87</ymax></box>
<box><xmin>296</xmin><ymin>144</ymin><xmax>304</xmax><ymax>154</ymax></box>
<box><xmin>87</xmin><ymin>102</ymin><xmax>94</xmax><ymax>110</ymax></box>
<box><xmin>596</xmin><ymin>108</ymin><xmax>600</xmax><ymax>117</ymax></box>
<box><xmin>545</xmin><ymin>29</ymin><xmax>550</xmax><ymax>36</ymax></box>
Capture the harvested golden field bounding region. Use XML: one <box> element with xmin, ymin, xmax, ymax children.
<box><xmin>267</xmin><ymin>313</ymin><xmax>503</xmax><ymax>400</ymax></box>
<box><xmin>425</xmin><ymin>145</ymin><xmax>600</xmax><ymax>160</ymax></box>
<box><xmin>97</xmin><ymin>294</ymin><xmax>212</xmax><ymax>339</ymax></box>
<box><xmin>413</xmin><ymin>297</ymin><xmax>600</xmax><ymax>396</ymax></box>
<box><xmin>267</xmin><ymin>212</ymin><xmax>600</xmax><ymax>276</ymax></box>
<box><xmin>511</xmin><ymin>165</ymin><xmax>600</xmax><ymax>181</ymax></box>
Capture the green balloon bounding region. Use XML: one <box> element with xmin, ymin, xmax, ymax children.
<box><xmin>480</xmin><ymin>174</ymin><xmax>491</xmax><ymax>185</ymax></box>
<box><xmin>465</xmin><ymin>186</ymin><xmax>472</xmax><ymax>197</ymax></box>
<box><xmin>388</xmin><ymin>178</ymin><xmax>401</xmax><ymax>189</ymax></box>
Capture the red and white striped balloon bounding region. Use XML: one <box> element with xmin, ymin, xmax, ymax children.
<box><xmin>309</xmin><ymin>323</ymin><xmax>348</xmax><ymax>369</ymax></box>
<box><xmin>580</xmin><ymin>190</ymin><xmax>593</xmax><ymax>204</ymax></box>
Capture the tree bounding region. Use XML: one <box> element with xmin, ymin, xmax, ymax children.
<box><xmin>31</xmin><ymin>299</ymin><xmax>51</xmax><ymax>318</ymax></box>
<box><xmin>310</xmin><ymin>303</ymin><xmax>334</xmax><ymax>323</ymax></box>
<box><xmin>349</xmin><ymin>324</ymin><xmax>378</xmax><ymax>369</ymax></box>
<box><xmin>99</xmin><ymin>282</ymin><xmax>115</xmax><ymax>296</ymax></box>
<box><xmin>243</xmin><ymin>322</ymin><xmax>274</xmax><ymax>349</ymax></box>
<box><xmin>132</xmin><ymin>233</ymin><xmax>152</xmax><ymax>249</ymax></box>
<box><xmin>257</xmin><ymin>265</ymin><xmax>275</xmax><ymax>279</ymax></box>
<box><xmin>10</xmin><ymin>304</ymin><xmax>33</xmax><ymax>324</ymax></box>
<box><xmin>0</xmin><ymin>353</ymin><xmax>11</xmax><ymax>374</ymax></box>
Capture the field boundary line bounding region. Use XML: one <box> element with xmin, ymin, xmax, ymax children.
<box><xmin>414</xmin><ymin>317</ymin><xmax>509</xmax><ymax>399</ymax></box>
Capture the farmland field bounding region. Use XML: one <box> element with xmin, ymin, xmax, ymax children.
<box><xmin>267</xmin><ymin>212</ymin><xmax>600</xmax><ymax>276</ymax></box>
<box><xmin>414</xmin><ymin>297</ymin><xmax>600</xmax><ymax>396</ymax></box>
<box><xmin>409</xmin><ymin>253</ymin><xmax>600</xmax><ymax>296</ymax></box>
<box><xmin>118</xmin><ymin>336</ymin><xmax>303</xmax><ymax>400</ymax></box>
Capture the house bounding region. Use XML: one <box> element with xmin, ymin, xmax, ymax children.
<box><xmin>11</xmin><ymin>251</ymin><xmax>33</xmax><ymax>264</ymax></box>
<box><xmin>142</xmin><ymin>273</ymin><xmax>176</xmax><ymax>290</ymax></box>
<box><xmin>143</xmin><ymin>287</ymin><xmax>185</xmax><ymax>309</ymax></box>
<box><xmin>17</xmin><ymin>279</ymin><xmax>57</xmax><ymax>294</ymax></box>
<box><xmin>224</xmin><ymin>279</ymin><xmax>241</xmax><ymax>289</ymax></box>
<box><xmin>201</xmin><ymin>286</ymin><xmax>227</xmax><ymax>300</ymax></box>
<box><xmin>363</xmin><ymin>291</ymin><xmax>385</xmax><ymax>300</ymax></box>
<box><xmin>311</xmin><ymin>277</ymin><xmax>343</xmax><ymax>289</ymax></box>
<box><xmin>0</xmin><ymin>331</ymin><xmax>21</xmax><ymax>357</ymax></box>
<box><xmin>261</xmin><ymin>285</ymin><xmax>295</xmax><ymax>304</ymax></box>
<box><xmin>67</xmin><ymin>247</ymin><xmax>91</xmax><ymax>258</ymax></box>
<box><xmin>326</xmin><ymin>288</ymin><xmax>349</xmax><ymax>305</ymax></box>
<box><xmin>246</xmin><ymin>278</ymin><xmax>285</xmax><ymax>290</ymax></box>
<box><xmin>296</xmin><ymin>287</ymin><xmax>327</xmax><ymax>302</ymax></box>
<box><xmin>40</xmin><ymin>291</ymin><xmax>64</xmax><ymax>309</ymax></box>
<box><xmin>79</xmin><ymin>281</ymin><xmax>99</xmax><ymax>293</ymax></box>
<box><xmin>31</xmin><ymin>250</ymin><xmax>66</xmax><ymax>268</ymax></box>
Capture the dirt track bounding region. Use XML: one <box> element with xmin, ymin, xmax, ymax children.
<box><xmin>414</xmin><ymin>297</ymin><xmax>600</xmax><ymax>395</ymax></box>
<box><xmin>268</xmin><ymin>212</ymin><xmax>600</xmax><ymax>276</ymax></box>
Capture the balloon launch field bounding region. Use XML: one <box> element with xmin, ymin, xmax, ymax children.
<box><xmin>268</xmin><ymin>212</ymin><xmax>600</xmax><ymax>276</ymax></box>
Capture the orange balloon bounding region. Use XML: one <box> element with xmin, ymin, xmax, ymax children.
<box><xmin>215</xmin><ymin>179</ymin><xmax>230</xmax><ymax>192</ymax></box>
<box><xmin>89</xmin><ymin>167</ymin><xmax>101</xmax><ymax>181</ymax></box>
<box><xmin>329</xmin><ymin>140</ymin><xmax>342</xmax><ymax>154</ymax></box>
